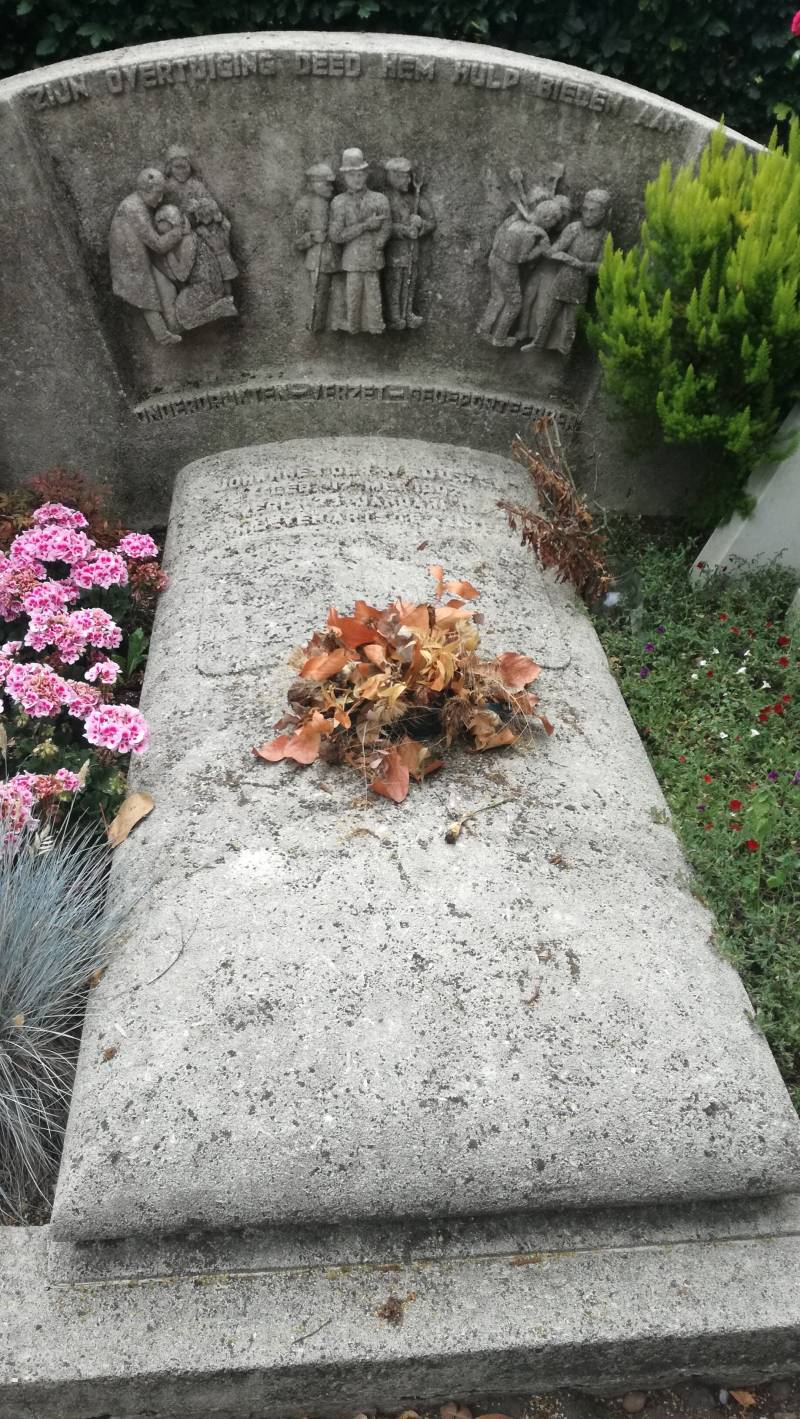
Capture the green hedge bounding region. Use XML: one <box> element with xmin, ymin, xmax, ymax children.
<box><xmin>2</xmin><ymin>0</ymin><xmax>796</xmax><ymax>141</ymax></box>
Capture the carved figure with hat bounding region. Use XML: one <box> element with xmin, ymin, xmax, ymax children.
<box><xmin>328</xmin><ymin>148</ymin><xmax>391</xmax><ymax>335</ymax></box>
<box><xmin>293</xmin><ymin>161</ymin><xmax>339</xmax><ymax>332</ymax></box>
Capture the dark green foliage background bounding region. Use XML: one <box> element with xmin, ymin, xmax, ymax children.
<box><xmin>2</xmin><ymin>0</ymin><xmax>796</xmax><ymax>142</ymax></box>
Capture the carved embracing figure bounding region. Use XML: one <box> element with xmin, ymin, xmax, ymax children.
<box><xmin>109</xmin><ymin>148</ymin><xmax>238</xmax><ymax>344</ymax></box>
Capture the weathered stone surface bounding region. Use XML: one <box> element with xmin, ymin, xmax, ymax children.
<box><xmin>51</xmin><ymin>438</ymin><xmax>800</xmax><ymax>1251</ymax></box>
<box><xmin>0</xmin><ymin>33</ymin><xmax>757</xmax><ymax>522</ymax></box>
<box><xmin>5</xmin><ymin>1197</ymin><xmax>800</xmax><ymax>1417</ymax></box>
<box><xmin>694</xmin><ymin>405</ymin><xmax>800</xmax><ymax>578</ymax></box>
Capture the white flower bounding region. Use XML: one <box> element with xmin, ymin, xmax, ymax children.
<box><xmin>697</xmin><ymin>659</ymin><xmax>707</xmax><ymax>666</ymax></box>
<box><xmin>719</xmin><ymin>731</ymin><xmax>728</xmax><ymax>739</ymax></box>
<box><xmin>744</xmin><ymin>650</ymin><xmax>751</xmax><ymax>658</ymax></box>
<box><xmin>712</xmin><ymin>647</ymin><xmax>720</xmax><ymax>655</ymax></box>
<box><xmin>691</xmin><ymin>673</ymin><xmax>698</xmax><ymax>680</ymax></box>
<box><xmin>760</xmin><ymin>681</ymin><xmax>771</xmax><ymax>690</ymax></box>
<box><xmin>750</xmin><ymin>728</ymin><xmax>760</xmax><ymax>737</ymax></box>
<box><xmin>736</xmin><ymin>666</ymin><xmax>747</xmax><ymax>675</ymax></box>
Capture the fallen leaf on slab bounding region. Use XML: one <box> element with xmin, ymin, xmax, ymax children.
<box><xmin>299</xmin><ymin>647</ymin><xmax>351</xmax><ymax>681</ymax></box>
<box><xmin>101</xmin><ymin>1046</ymin><xmax>118</xmax><ymax>1063</ymax></box>
<box><xmin>496</xmin><ymin>651</ymin><xmax>542</xmax><ymax>689</ymax></box>
<box><xmin>730</xmin><ymin>1395</ymin><xmax>757</xmax><ymax>1410</ymax></box>
<box><xmin>106</xmin><ymin>792</ymin><xmax>155</xmax><ymax>848</ymax></box>
<box><xmin>371</xmin><ymin>748</ymin><xmax>410</xmax><ymax>803</ymax></box>
<box><xmin>11</xmin><ymin>1013</ymin><xmax>25</xmax><ymax>1029</ymax></box>
<box><xmin>443</xmin><ymin>578</ymin><xmax>480</xmax><ymax>599</ymax></box>
<box><xmin>327</xmin><ymin>609</ymin><xmax>388</xmax><ymax>649</ymax></box>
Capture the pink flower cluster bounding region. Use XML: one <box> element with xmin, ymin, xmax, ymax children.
<box><xmin>118</xmin><ymin>532</ymin><xmax>159</xmax><ymax>560</ymax></box>
<box><xmin>84</xmin><ymin>704</ymin><xmax>150</xmax><ymax>754</ymax></box>
<box><xmin>0</xmin><ymin>500</ymin><xmax>163</xmax><ymax>793</ymax></box>
<box><xmin>85</xmin><ymin>657</ymin><xmax>120</xmax><ymax>685</ymax></box>
<box><xmin>5</xmin><ymin>662</ymin><xmax>70</xmax><ymax>717</ymax></box>
<box><xmin>25</xmin><ymin>606</ymin><xmax>122</xmax><ymax>662</ymax></box>
<box><xmin>0</xmin><ymin>767</ymin><xmax>82</xmax><ymax>840</ymax></box>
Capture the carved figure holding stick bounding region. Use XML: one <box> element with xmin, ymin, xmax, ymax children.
<box><xmin>383</xmin><ymin>157</ymin><xmax>436</xmax><ymax>331</ymax></box>
<box><xmin>293</xmin><ymin>162</ymin><xmax>338</xmax><ymax>333</ymax></box>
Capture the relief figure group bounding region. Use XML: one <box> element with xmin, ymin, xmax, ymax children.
<box><xmin>109</xmin><ymin>146</ymin><xmax>238</xmax><ymax>345</ymax></box>
<box><xmin>108</xmin><ymin>141</ymin><xmax>610</xmax><ymax>359</ymax></box>
<box><xmin>293</xmin><ymin>148</ymin><xmax>436</xmax><ymax>335</ymax></box>
<box><xmin>477</xmin><ymin>163</ymin><xmax>611</xmax><ymax>356</ymax></box>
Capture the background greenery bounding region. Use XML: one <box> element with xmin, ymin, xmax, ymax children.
<box><xmin>2</xmin><ymin>0</ymin><xmax>795</xmax><ymax>142</ymax></box>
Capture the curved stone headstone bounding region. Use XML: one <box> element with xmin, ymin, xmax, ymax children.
<box><xmin>0</xmin><ymin>34</ymin><xmax>752</xmax><ymax>521</ymax></box>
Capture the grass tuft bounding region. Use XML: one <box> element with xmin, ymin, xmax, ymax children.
<box><xmin>0</xmin><ymin>827</ymin><xmax>120</xmax><ymax>1219</ymax></box>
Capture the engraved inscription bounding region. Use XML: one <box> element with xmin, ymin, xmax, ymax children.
<box><xmin>452</xmin><ymin>60</ymin><xmax>520</xmax><ymax>89</ymax></box>
<box><xmin>478</xmin><ymin>164</ymin><xmax>611</xmax><ymax>357</ymax></box>
<box><xmin>134</xmin><ymin>378</ymin><xmax>581</xmax><ymax>430</ymax></box>
<box><xmin>382</xmin><ymin>55</ymin><xmax>436</xmax><ymax>81</ymax></box>
<box><xmin>109</xmin><ymin>150</ymin><xmax>238</xmax><ymax>345</ymax></box>
<box><xmin>31</xmin><ymin>75</ymin><xmax>90</xmax><ymax>109</ymax></box>
<box><xmin>294</xmin><ymin>51</ymin><xmax>361</xmax><ymax>77</ymax></box>
<box><xmin>193</xmin><ymin>452</ymin><xmax>568</xmax><ymax>675</ymax></box>
<box><xmin>103</xmin><ymin>52</ymin><xmax>276</xmax><ymax>93</ymax></box>
<box><xmin>24</xmin><ymin>47</ymin><xmax>687</xmax><ymax>140</ymax></box>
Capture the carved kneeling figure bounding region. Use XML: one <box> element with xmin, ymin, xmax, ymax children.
<box><xmin>152</xmin><ymin>205</ymin><xmax>237</xmax><ymax>333</ymax></box>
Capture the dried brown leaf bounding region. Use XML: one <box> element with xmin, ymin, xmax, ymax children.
<box><xmin>495</xmin><ymin>651</ymin><xmax>542</xmax><ymax>690</ymax></box>
<box><xmin>106</xmin><ymin>792</ymin><xmax>155</xmax><ymax>848</ymax></box>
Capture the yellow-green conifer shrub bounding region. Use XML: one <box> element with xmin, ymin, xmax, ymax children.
<box><xmin>588</xmin><ymin>123</ymin><xmax>800</xmax><ymax>520</ymax></box>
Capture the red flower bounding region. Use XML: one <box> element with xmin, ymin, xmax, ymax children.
<box><xmin>703</xmin><ymin>821</ymin><xmax>714</xmax><ymax>830</ymax></box>
<box><xmin>774</xmin><ymin>702</ymin><xmax>785</xmax><ymax>715</ymax></box>
<box><xmin>719</xmin><ymin>613</ymin><xmax>729</xmax><ymax>622</ymax></box>
<box><xmin>729</xmin><ymin>799</ymin><xmax>742</xmax><ymax>811</ymax></box>
<box><xmin>678</xmin><ymin>755</ymin><xmax>686</xmax><ymax>763</ymax></box>
<box><xmin>730</xmin><ymin>822</ymin><xmax>742</xmax><ymax>831</ymax></box>
<box><xmin>784</xmin><ymin>694</ymin><xmax>792</xmax><ymax>703</ymax></box>
<box><xmin>731</xmin><ymin>626</ymin><xmax>740</xmax><ymax>634</ymax></box>
<box><xmin>745</xmin><ymin>839</ymin><xmax>759</xmax><ymax>852</ymax></box>
<box><xmin>703</xmin><ymin>773</ymin><xmax>713</xmax><ymax>782</ymax></box>
<box><xmin>777</xmin><ymin>635</ymin><xmax>791</xmax><ymax>647</ymax></box>
<box><xmin>706</xmin><ymin>670</ymin><xmax>714</xmax><ymax>677</ymax></box>
<box><xmin>792</xmin><ymin>10</ymin><xmax>800</xmax><ymax>36</ymax></box>
<box><xmin>696</xmin><ymin>561</ymin><xmax>706</xmax><ymax>570</ymax></box>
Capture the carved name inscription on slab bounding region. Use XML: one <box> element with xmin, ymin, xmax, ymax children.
<box><xmin>193</xmin><ymin>444</ymin><xmax>569</xmax><ymax>675</ymax></box>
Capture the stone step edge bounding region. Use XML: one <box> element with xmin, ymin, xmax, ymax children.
<box><xmin>4</xmin><ymin>1202</ymin><xmax>800</xmax><ymax>1419</ymax></box>
<box><xmin>46</xmin><ymin>1192</ymin><xmax>800</xmax><ymax>1283</ymax></box>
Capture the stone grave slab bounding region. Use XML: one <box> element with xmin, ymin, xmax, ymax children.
<box><xmin>50</xmin><ymin>437</ymin><xmax>800</xmax><ymax>1260</ymax></box>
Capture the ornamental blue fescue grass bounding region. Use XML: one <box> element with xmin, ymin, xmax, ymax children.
<box><xmin>0</xmin><ymin>827</ymin><xmax>121</xmax><ymax>1219</ymax></box>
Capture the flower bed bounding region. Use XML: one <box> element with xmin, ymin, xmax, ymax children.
<box><xmin>1</xmin><ymin>473</ymin><xmax>166</xmax><ymax>840</ymax></box>
<box><xmin>593</xmin><ymin>533</ymin><xmax>800</xmax><ymax>1109</ymax></box>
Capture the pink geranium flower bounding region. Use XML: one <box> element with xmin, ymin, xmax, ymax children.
<box><xmin>84</xmin><ymin>703</ymin><xmax>150</xmax><ymax>754</ymax></box>
<box><xmin>118</xmin><ymin>532</ymin><xmax>159</xmax><ymax>560</ymax></box>
<box><xmin>792</xmin><ymin>10</ymin><xmax>800</xmax><ymax>36</ymax></box>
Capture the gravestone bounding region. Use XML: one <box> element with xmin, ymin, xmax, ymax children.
<box><xmin>2</xmin><ymin>32</ymin><xmax>800</xmax><ymax>1419</ymax></box>
<box><xmin>3</xmin><ymin>439</ymin><xmax>800</xmax><ymax>1417</ymax></box>
<box><xmin>0</xmin><ymin>32</ymin><xmax>756</xmax><ymax>523</ymax></box>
